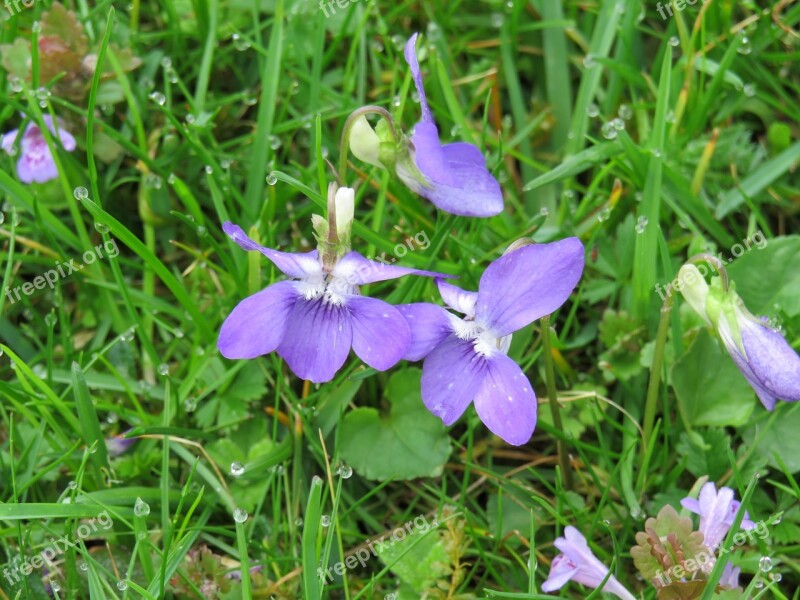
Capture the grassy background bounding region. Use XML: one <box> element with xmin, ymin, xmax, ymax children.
<box><xmin>1</xmin><ymin>0</ymin><xmax>799</xmax><ymax>598</ymax></box>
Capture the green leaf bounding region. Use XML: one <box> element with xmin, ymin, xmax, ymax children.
<box><xmin>676</xmin><ymin>430</ymin><xmax>731</xmax><ymax>480</ymax></box>
<box><xmin>725</xmin><ymin>235</ymin><xmax>800</xmax><ymax>318</ymax></box>
<box><xmin>0</xmin><ymin>38</ymin><xmax>32</xmax><ymax>79</ymax></box>
<box><xmin>41</xmin><ymin>1</ymin><xmax>89</xmax><ymax>56</ymax></box>
<box><xmin>339</xmin><ymin>368</ymin><xmax>451</xmax><ymax>481</ymax></box>
<box><xmin>377</xmin><ymin>525</ymin><xmax>449</xmax><ymax>592</ymax></box>
<box><xmin>742</xmin><ymin>402</ymin><xmax>800</xmax><ymax>473</ymax></box>
<box><xmin>671</xmin><ymin>329</ymin><xmax>755</xmax><ymax>427</ymax></box>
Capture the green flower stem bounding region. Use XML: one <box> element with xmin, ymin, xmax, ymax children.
<box><xmin>687</xmin><ymin>253</ymin><xmax>730</xmax><ymax>291</ymax></box>
<box><xmin>641</xmin><ymin>291</ymin><xmax>675</xmax><ymax>458</ymax></box>
<box><xmin>337</xmin><ymin>106</ymin><xmax>398</xmax><ymax>185</ymax></box>
<box><xmin>541</xmin><ymin>316</ymin><xmax>573</xmax><ymax>491</ymax></box>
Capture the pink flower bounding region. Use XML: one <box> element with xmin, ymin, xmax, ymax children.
<box><xmin>2</xmin><ymin>115</ymin><xmax>76</xmax><ymax>184</ymax></box>
<box><xmin>542</xmin><ymin>526</ymin><xmax>636</xmax><ymax>600</ymax></box>
<box><xmin>680</xmin><ymin>482</ymin><xmax>755</xmax><ymax>550</ymax></box>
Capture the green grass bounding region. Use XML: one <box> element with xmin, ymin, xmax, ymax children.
<box><xmin>1</xmin><ymin>0</ymin><xmax>799</xmax><ymax>599</ymax></box>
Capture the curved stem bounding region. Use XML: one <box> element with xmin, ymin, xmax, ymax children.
<box><xmin>338</xmin><ymin>105</ymin><xmax>398</xmax><ymax>185</ymax></box>
<box><xmin>687</xmin><ymin>253</ymin><xmax>729</xmax><ymax>291</ymax></box>
<box><xmin>641</xmin><ymin>291</ymin><xmax>675</xmax><ymax>461</ymax></box>
<box><xmin>541</xmin><ymin>316</ymin><xmax>573</xmax><ymax>490</ymax></box>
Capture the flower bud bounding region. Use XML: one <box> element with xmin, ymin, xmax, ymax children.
<box><xmin>349</xmin><ymin>116</ymin><xmax>382</xmax><ymax>167</ymax></box>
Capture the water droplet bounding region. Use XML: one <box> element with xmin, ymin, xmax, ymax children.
<box><xmin>770</xmin><ymin>572</ymin><xmax>782</xmax><ymax>582</ymax></box>
<box><xmin>611</xmin><ymin>117</ymin><xmax>625</xmax><ymax>131</ymax></box>
<box><xmin>665</xmin><ymin>110</ymin><xmax>676</xmax><ymax>123</ymax></box>
<box><xmin>635</xmin><ymin>216</ymin><xmax>648</xmax><ymax>233</ymax></box>
<box><xmin>597</xmin><ymin>207</ymin><xmax>611</xmax><ymax>222</ymax></box>
<box><xmin>134</xmin><ymin>497</ymin><xmax>151</xmax><ymax>517</ymax></box>
<box><xmin>266</xmin><ymin>172</ymin><xmax>278</xmax><ymax>185</ymax></box>
<box><xmin>563</xmin><ymin>190</ymin><xmax>575</xmax><ymax>200</ymax></box>
<box><xmin>78</xmin><ymin>561</ymin><xmax>88</xmax><ymax>572</ymax></box>
<box><xmin>122</xmin><ymin>328</ymin><xmax>135</xmax><ymax>342</ymax></box>
<box><xmin>31</xmin><ymin>21</ymin><xmax>41</xmax><ymax>33</ymax></box>
<box><xmin>738</xmin><ymin>35</ymin><xmax>752</xmax><ymax>55</ymax></box>
<box><xmin>149</xmin><ymin>91</ymin><xmax>166</xmax><ymax>106</ymax></box>
<box><xmin>137</xmin><ymin>531</ymin><xmax>147</xmax><ymax>541</ymax></box>
<box><xmin>392</xmin><ymin>95</ymin><xmax>401</xmax><ymax>108</ymax></box>
<box><xmin>321</xmin><ymin>514</ymin><xmax>331</xmax><ymax>527</ymax></box>
<box><xmin>204</xmin><ymin>165</ymin><xmax>213</xmax><ymax>175</ymax></box>
<box><xmin>337</xmin><ymin>464</ymin><xmax>353</xmax><ymax>479</ymax></box>
<box><xmin>635</xmin><ymin>191</ymin><xmax>644</xmax><ymax>202</ymax></box>
<box><xmin>0</xmin><ymin>212</ymin><xmax>4</xmax><ymax>225</ymax></box>
<box><xmin>601</xmin><ymin>122</ymin><xmax>618</xmax><ymax>139</ymax></box>
<box><xmin>669</xmin><ymin>36</ymin><xmax>680</xmax><ymax>47</ymax></box>
<box><xmin>230</xmin><ymin>462</ymin><xmax>245</xmax><ymax>477</ymax></box>
<box><xmin>618</xmin><ymin>104</ymin><xmax>633</xmax><ymax>120</ymax></box>
<box><xmin>185</xmin><ymin>113</ymin><xmax>196</xmax><ymax>125</ymax></box>
<box><xmin>586</xmin><ymin>103</ymin><xmax>600</xmax><ymax>118</ymax></box>
<box><xmin>74</xmin><ymin>187</ymin><xmax>89</xmax><ymax>200</ymax></box>
<box><xmin>67</xmin><ymin>480</ymin><xmax>77</xmax><ymax>490</ymax></box>
<box><xmin>51</xmin><ymin>581</ymin><xmax>60</xmax><ymax>592</ymax></box>
<box><xmin>94</xmin><ymin>222</ymin><xmax>109</xmax><ymax>234</ymax></box>
<box><xmin>117</xmin><ymin>580</ymin><xmax>128</xmax><ymax>591</ymax></box>
<box><xmin>384</xmin><ymin>594</ymin><xmax>397</xmax><ymax>600</ymax></box>
<box><xmin>233</xmin><ymin>508</ymin><xmax>249</xmax><ymax>523</ymax></box>
<box><xmin>183</xmin><ymin>397</ymin><xmax>197</xmax><ymax>412</ymax></box>
<box><xmin>9</xmin><ymin>76</ymin><xmax>23</xmax><ymax>93</ymax></box>
<box><xmin>144</xmin><ymin>173</ymin><xmax>162</xmax><ymax>189</ymax></box>
<box><xmin>651</xmin><ymin>148</ymin><xmax>662</xmax><ymax>158</ymax></box>
<box><xmin>759</xmin><ymin>556</ymin><xmax>773</xmax><ymax>572</ymax></box>
<box><xmin>754</xmin><ymin>578</ymin><xmax>765</xmax><ymax>589</ymax></box>
<box><xmin>772</xmin><ymin>513</ymin><xmax>782</xmax><ymax>524</ymax></box>
<box><xmin>167</xmin><ymin>173</ymin><xmax>177</xmax><ymax>185</ymax></box>
<box><xmin>157</xmin><ymin>363</ymin><xmax>169</xmax><ymax>376</ymax></box>
<box><xmin>269</xmin><ymin>135</ymin><xmax>282</xmax><ymax>150</ymax></box>
<box><xmin>6</xmin><ymin>144</ymin><xmax>18</xmax><ymax>156</ymax></box>
<box><xmin>539</xmin><ymin>207</ymin><xmax>549</xmax><ymax>217</ymax></box>
<box><xmin>231</xmin><ymin>32</ymin><xmax>251</xmax><ymax>51</ymax></box>
<box><xmin>370</xmin><ymin>39</ymin><xmax>384</xmax><ymax>52</ymax></box>
<box><xmin>743</xmin><ymin>83</ymin><xmax>757</xmax><ymax>97</ymax></box>
<box><xmin>491</xmin><ymin>12</ymin><xmax>504</xmax><ymax>27</ymax></box>
<box><xmin>294</xmin><ymin>516</ymin><xmax>303</xmax><ymax>526</ymax></box>
<box><xmin>583</xmin><ymin>54</ymin><xmax>596</xmax><ymax>68</ymax></box>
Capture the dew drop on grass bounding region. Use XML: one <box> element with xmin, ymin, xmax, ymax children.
<box><xmin>384</xmin><ymin>593</ymin><xmax>397</xmax><ymax>600</ymax></box>
<box><xmin>117</xmin><ymin>580</ymin><xmax>128</xmax><ymax>591</ymax></box>
<box><xmin>601</xmin><ymin>122</ymin><xmax>618</xmax><ymax>140</ymax></box>
<box><xmin>50</xmin><ymin>581</ymin><xmax>60</xmax><ymax>592</ymax></box>
<box><xmin>204</xmin><ymin>165</ymin><xmax>213</xmax><ymax>175</ymax></box>
<box><xmin>94</xmin><ymin>222</ymin><xmax>109</xmax><ymax>234</ymax></box>
<box><xmin>321</xmin><ymin>515</ymin><xmax>331</xmax><ymax>527</ymax></box>
<box><xmin>266</xmin><ymin>172</ymin><xmax>278</xmax><ymax>185</ymax></box>
<box><xmin>337</xmin><ymin>464</ymin><xmax>353</xmax><ymax>479</ymax></box>
<box><xmin>669</xmin><ymin>36</ymin><xmax>680</xmax><ymax>47</ymax></box>
<box><xmin>738</xmin><ymin>35</ymin><xmax>752</xmax><ymax>55</ymax></box>
<box><xmin>586</xmin><ymin>103</ymin><xmax>600</xmax><ymax>118</ymax></box>
<box><xmin>230</xmin><ymin>462</ymin><xmax>245</xmax><ymax>477</ymax></box>
<box><xmin>744</xmin><ymin>83</ymin><xmax>757</xmax><ymax>97</ymax></box>
<box><xmin>294</xmin><ymin>516</ymin><xmax>303</xmax><ymax>527</ymax></box>
<box><xmin>754</xmin><ymin>578</ymin><xmax>765</xmax><ymax>589</ymax></box>
<box><xmin>770</xmin><ymin>572</ymin><xmax>782</xmax><ymax>582</ymax></box>
<box><xmin>157</xmin><ymin>363</ymin><xmax>169</xmax><ymax>376</ymax></box>
<box><xmin>635</xmin><ymin>216</ymin><xmax>648</xmax><ymax>233</ymax></box>
<box><xmin>611</xmin><ymin>117</ymin><xmax>625</xmax><ymax>131</ymax></box>
<box><xmin>759</xmin><ymin>556</ymin><xmax>773</xmax><ymax>572</ymax></box>
<box><xmin>539</xmin><ymin>207</ymin><xmax>549</xmax><ymax>217</ymax></box>
<box><xmin>160</xmin><ymin>56</ymin><xmax>172</xmax><ymax>69</ymax></box>
<box><xmin>9</xmin><ymin>76</ymin><xmax>23</xmax><ymax>93</ymax></box>
<box><xmin>67</xmin><ymin>480</ymin><xmax>77</xmax><ymax>490</ymax></box>
<box><xmin>269</xmin><ymin>135</ymin><xmax>282</xmax><ymax>150</ymax></box>
<box><xmin>78</xmin><ymin>561</ymin><xmax>88</xmax><ymax>572</ymax></box>
<box><xmin>597</xmin><ymin>207</ymin><xmax>611</xmax><ymax>222</ymax></box>
<box><xmin>134</xmin><ymin>497</ymin><xmax>151</xmax><ymax>517</ymax></box>
<box><xmin>618</xmin><ymin>104</ymin><xmax>633</xmax><ymax>120</ymax></box>
<box><xmin>233</xmin><ymin>508</ymin><xmax>249</xmax><ymax>523</ymax></box>
<box><xmin>582</xmin><ymin>54</ymin><xmax>596</xmax><ymax>68</ymax></box>
<box><xmin>74</xmin><ymin>187</ymin><xmax>89</xmax><ymax>200</ymax></box>
<box><xmin>149</xmin><ymin>91</ymin><xmax>166</xmax><ymax>106</ymax></box>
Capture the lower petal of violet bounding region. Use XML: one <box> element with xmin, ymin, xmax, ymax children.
<box><xmin>277</xmin><ymin>296</ymin><xmax>353</xmax><ymax>383</ymax></box>
<box><xmin>421</xmin><ymin>335</ymin><xmax>487</xmax><ymax>425</ymax></box>
<box><xmin>348</xmin><ymin>295</ymin><xmax>410</xmax><ymax>371</ymax></box>
<box><xmin>472</xmin><ymin>352</ymin><xmax>537</xmax><ymax>446</ymax></box>
<box><xmin>218</xmin><ymin>280</ymin><xmax>299</xmax><ymax>359</ymax></box>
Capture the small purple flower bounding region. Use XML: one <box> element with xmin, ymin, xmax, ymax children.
<box><xmin>678</xmin><ymin>264</ymin><xmax>800</xmax><ymax>410</ymax></box>
<box><xmin>397</xmin><ymin>33</ymin><xmax>503</xmax><ymax>217</ymax></box>
<box><xmin>105</xmin><ymin>433</ymin><xmax>136</xmax><ymax>457</ymax></box>
<box><xmin>398</xmin><ymin>239</ymin><xmax>584</xmax><ymax>445</ymax></box>
<box><xmin>541</xmin><ymin>526</ymin><xmax>637</xmax><ymax>600</ymax></box>
<box><xmin>719</xmin><ymin>563</ymin><xmax>741</xmax><ymax>589</ymax></box>
<box><xmin>2</xmin><ymin>115</ymin><xmax>76</xmax><ymax>184</ymax></box>
<box><xmin>680</xmin><ymin>482</ymin><xmax>755</xmax><ymax>550</ymax></box>
<box><xmin>218</xmin><ymin>222</ymin><xmax>449</xmax><ymax>383</ymax></box>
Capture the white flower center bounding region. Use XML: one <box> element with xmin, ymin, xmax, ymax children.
<box><xmin>296</xmin><ymin>274</ymin><xmax>358</xmax><ymax>306</ymax></box>
<box><xmin>449</xmin><ymin>314</ymin><xmax>511</xmax><ymax>357</ymax></box>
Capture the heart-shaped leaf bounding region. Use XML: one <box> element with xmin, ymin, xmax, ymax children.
<box><xmin>339</xmin><ymin>368</ymin><xmax>451</xmax><ymax>481</ymax></box>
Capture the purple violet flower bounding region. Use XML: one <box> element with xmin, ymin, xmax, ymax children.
<box><xmin>397</xmin><ymin>239</ymin><xmax>584</xmax><ymax>445</ymax></box>
<box><xmin>218</xmin><ymin>220</ymin><xmax>450</xmax><ymax>384</ymax></box>
<box><xmin>719</xmin><ymin>563</ymin><xmax>741</xmax><ymax>589</ymax></box>
<box><xmin>541</xmin><ymin>526</ymin><xmax>637</xmax><ymax>600</ymax></box>
<box><xmin>106</xmin><ymin>433</ymin><xmax>136</xmax><ymax>457</ymax></box>
<box><xmin>397</xmin><ymin>33</ymin><xmax>503</xmax><ymax>217</ymax></box>
<box><xmin>678</xmin><ymin>264</ymin><xmax>800</xmax><ymax>410</ymax></box>
<box><xmin>1</xmin><ymin>115</ymin><xmax>76</xmax><ymax>184</ymax></box>
<box><xmin>680</xmin><ymin>481</ymin><xmax>755</xmax><ymax>550</ymax></box>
